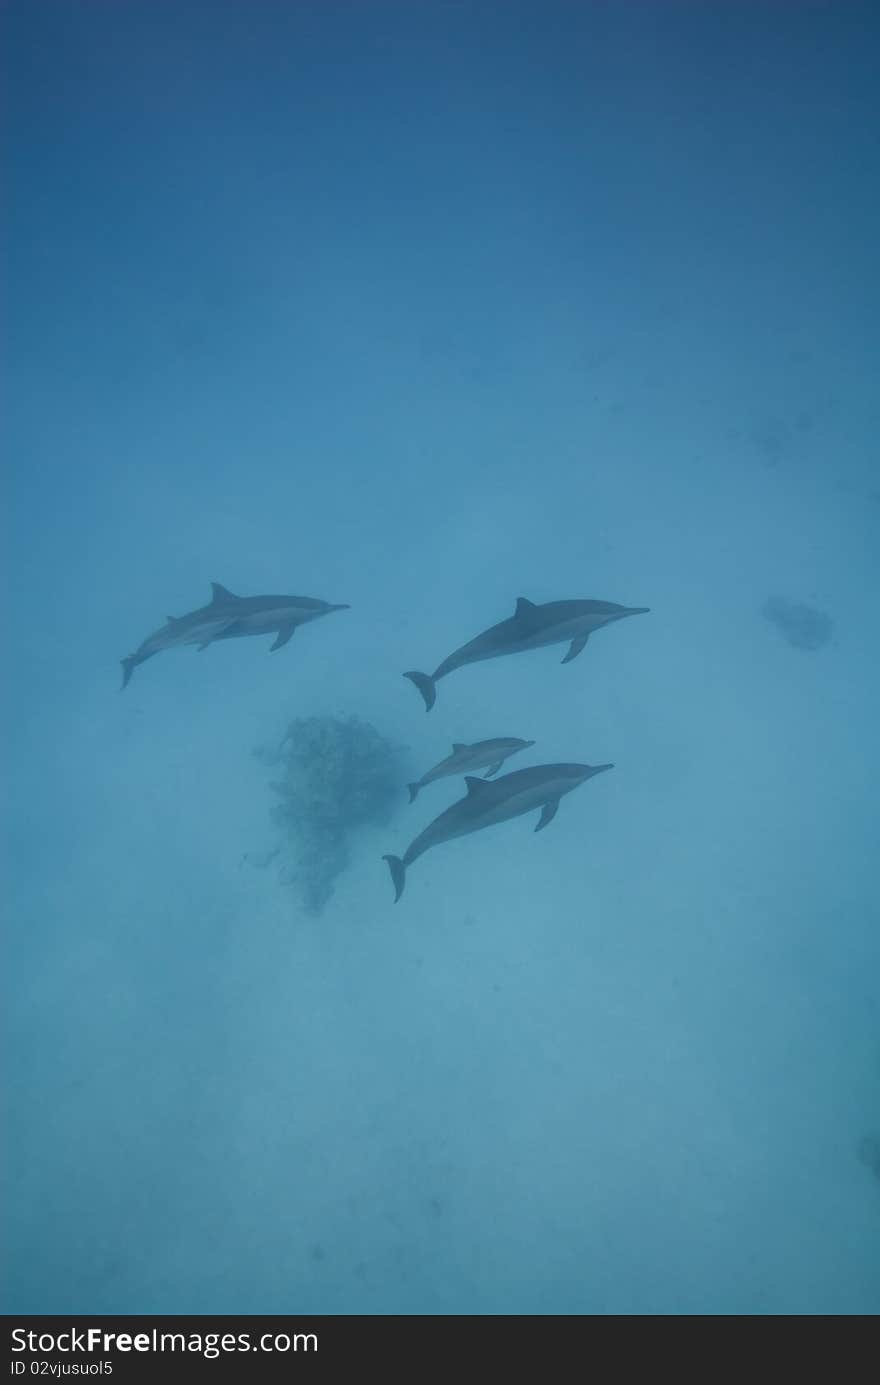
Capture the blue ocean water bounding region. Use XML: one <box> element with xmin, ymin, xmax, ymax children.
<box><xmin>2</xmin><ymin>1</ymin><xmax>878</xmax><ymax>1315</ymax></box>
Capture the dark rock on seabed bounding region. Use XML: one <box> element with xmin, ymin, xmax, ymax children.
<box><xmin>762</xmin><ymin>595</ymin><xmax>833</xmax><ymax>651</ymax></box>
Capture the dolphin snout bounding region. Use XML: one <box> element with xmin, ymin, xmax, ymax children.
<box><xmin>586</xmin><ymin>763</ymin><xmax>614</xmax><ymax>778</ymax></box>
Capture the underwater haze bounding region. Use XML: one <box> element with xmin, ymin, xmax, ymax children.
<box><xmin>2</xmin><ymin>1</ymin><xmax>879</xmax><ymax>1315</ymax></box>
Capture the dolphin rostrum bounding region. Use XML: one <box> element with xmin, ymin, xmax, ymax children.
<box><xmin>408</xmin><ymin>737</ymin><xmax>535</xmax><ymax>803</ymax></box>
<box><xmin>383</xmin><ymin>761</ymin><xmax>613</xmax><ymax>901</ymax></box>
<box><xmin>403</xmin><ymin>597</ymin><xmax>649</xmax><ymax>711</ymax></box>
<box><xmin>120</xmin><ymin>582</ymin><xmax>350</xmax><ymax>688</ymax></box>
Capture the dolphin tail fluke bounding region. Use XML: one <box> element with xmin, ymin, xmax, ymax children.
<box><xmin>121</xmin><ymin>649</ymin><xmax>158</xmax><ymax>689</ymax></box>
<box><xmin>383</xmin><ymin>854</ymin><xmax>406</xmax><ymax>903</ymax></box>
<box><xmin>407</xmin><ymin>783</ymin><xmax>420</xmax><ymax>804</ymax></box>
<box><xmin>403</xmin><ymin>670</ymin><xmax>436</xmax><ymax>712</ymax></box>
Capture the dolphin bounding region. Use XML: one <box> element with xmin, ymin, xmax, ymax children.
<box><xmin>407</xmin><ymin>737</ymin><xmax>535</xmax><ymax>803</ymax></box>
<box><xmin>383</xmin><ymin>760</ymin><xmax>613</xmax><ymax>901</ymax></box>
<box><xmin>120</xmin><ymin>582</ymin><xmax>350</xmax><ymax>688</ymax></box>
<box><xmin>403</xmin><ymin>597</ymin><xmax>650</xmax><ymax>711</ymax></box>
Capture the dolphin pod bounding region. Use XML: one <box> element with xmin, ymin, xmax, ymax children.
<box><xmin>120</xmin><ymin>582</ymin><xmax>350</xmax><ymax>689</ymax></box>
<box><xmin>384</xmin><ymin>763</ymin><xmax>614</xmax><ymax>902</ymax></box>
<box><xmin>403</xmin><ymin>596</ymin><xmax>650</xmax><ymax>711</ymax></box>
<box><xmin>120</xmin><ymin>583</ymin><xmax>647</xmax><ymax>901</ymax></box>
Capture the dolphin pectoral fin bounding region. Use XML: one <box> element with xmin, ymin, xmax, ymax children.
<box><xmin>270</xmin><ymin>624</ymin><xmax>296</xmax><ymax>652</ymax></box>
<box><xmin>484</xmin><ymin>760</ymin><xmax>504</xmax><ymax>778</ymax></box>
<box><xmin>383</xmin><ymin>854</ymin><xmax>406</xmax><ymax>903</ymax></box>
<box><xmin>403</xmin><ymin>671</ymin><xmax>437</xmax><ymax>712</ymax></box>
<box><xmin>561</xmin><ymin>634</ymin><xmax>589</xmax><ymax>664</ymax></box>
<box><xmin>535</xmin><ymin>800</ymin><xmax>560</xmax><ymax>832</ymax></box>
<box><xmin>407</xmin><ymin>782</ymin><xmax>421</xmax><ymax>804</ymax></box>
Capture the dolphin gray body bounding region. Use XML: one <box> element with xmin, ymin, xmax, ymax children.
<box><xmin>384</xmin><ymin>760</ymin><xmax>613</xmax><ymax>901</ymax></box>
<box><xmin>408</xmin><ymin>737</ymin><xmax>535</xmax><ymax>803</ymax></box>
<box><xmin>120</xmin><ymin>582</ymin><xmax>350</xmax><ymax>688</ymax></box>
<box><xmin>403</xmin><ymin>597</ymin><xmax>649</xmax><ymax>711</ymax></box>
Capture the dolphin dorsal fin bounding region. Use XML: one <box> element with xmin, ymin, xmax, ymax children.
<box><xmin>452</xmin><ymin>742</ymin><xmax>469</xmax><ymax>753</ymax></box>
<box><xmin>514</xmin><ymin>596</ymin><xmax>537</xmax><ymax>620</ymax></box>
<box><xmin>210</xmin><ymin>582</ymin><xmax>239</xmax><ymax>605</ymax></box>
<box><xmin>464</xmin><ymin>776</ymin><xmax>488</xmax><ymax>796</ymax></box>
